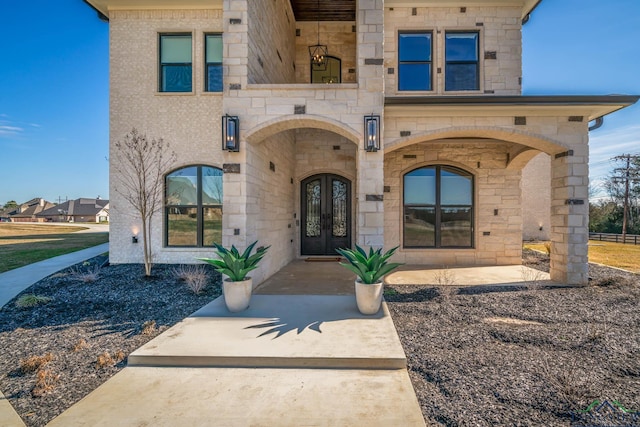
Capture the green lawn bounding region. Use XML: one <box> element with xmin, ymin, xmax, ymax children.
<box><xmin>0</xmin><ymin>224</ymin><xmax>109</xmax><ymax>273</ymax></box>
<box><xmin>524</xmin><ymin>240</ymin><xmax>640</xmax><ymax>273</ymax></box>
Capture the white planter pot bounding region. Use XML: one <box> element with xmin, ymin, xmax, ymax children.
<box><xmin>222</xmin><ymin>278</ymin><xmax>253</xmax><ymax>312</ymax></box>
<box><xmin>355</xmin><ymin>280</ymin><xmax>383</xmax><ymax>315</ymax></box>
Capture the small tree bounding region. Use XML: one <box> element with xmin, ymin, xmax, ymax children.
<box><xmin>3</xmin><ymin>200</ymin><xmax>18</xmax><ymax>210</ymax></box>
<box><xmin>112</xmin><ymin>128</ymin><xmax>176</xmax><ymax>276</ymax></box>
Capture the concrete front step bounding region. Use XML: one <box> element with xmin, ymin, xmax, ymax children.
<box><xmin>129</xmin><ymin>295</ymin><xmax>406</xmax><ymax>370</ymax></box>
<box><xmin>47</xmin><ymin>366</ymin><xmax>426</xmax><ymax>427</ymax></box>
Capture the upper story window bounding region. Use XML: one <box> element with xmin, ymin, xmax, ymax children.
<box><xmin>445</xmin><ymin>32</ymin><xmax>479</xmax><ymax>91</ymax></box>
<box><xmin>403</xmin><ymin>165</ymin><xmax>473</xmax><ymax>248</ymax></box>
<box><xmin>159</xmin><ymin>34</ymin><xmax>192</xmax><ymax>92</ymax></box>
<box><xmin>205</xmin><ymin>34</ymin><xmax>223</xmax><ymax>92</ymax></box>
<box><xmin>165</xmin><ymin>165</ymin><xmax>223</xmax><ymax>247</ymax></box>
<box><xmin>398</xmin><ymin>32</ymin><xmax>432</xmax><ymax>91</ymax></box>
<box><xmin>311</xmin><ymin>56</ymin><xmax>341</xmax><ymax>84</ymax></box>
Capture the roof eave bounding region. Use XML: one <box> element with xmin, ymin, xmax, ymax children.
<box><xmin>384</xmin><ymin>95</ymin><xmax>639</xmax><ymax>122</ymax></box>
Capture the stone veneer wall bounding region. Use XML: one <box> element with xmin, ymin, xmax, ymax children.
<box><xmin>384</xmin><ymin>140</ymin><xmax>522</xmax><ymax>265</ymax></box>
<box><xmin>108</xmin><ymin>8</ymin><xmax>225</xmax><ymax>264</ymax></box>
<box><xmin>295</xmin><ymin>22</ymin><xmax>357</xmax><ymax>84</ymax></box>
<box><xmin>244</xmin><ymin>131</ymin><xmax>296</xmax><ymax>284</ymax></box>
<box><xmin>521</xmin><ymin>153</ymin><xmax>551</xmax><ymax>241</ymax></box>
<box><xmin>247</xmin><ymin>0</ymin><xmax>296</xmax><ymax>84</ymax></box>
<box><xmin>384</xmin><ymin>6</ymin><xmax>522</xmax><ymax>95</ymax></box>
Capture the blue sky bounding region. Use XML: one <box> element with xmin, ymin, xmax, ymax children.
<box><xmin>0</xmin><ymin>0</ymin><xmax>638</xmax><ymax>205</ymax></box>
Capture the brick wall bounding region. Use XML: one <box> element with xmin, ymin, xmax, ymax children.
<box><xmin>108</xmin><ymin>8</ymin><xmax>225</xmax><ymax>264</ymax></box>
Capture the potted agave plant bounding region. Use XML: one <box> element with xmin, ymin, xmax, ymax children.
<box><xmin>336</xmin><ymin>245</ymin><xmax>403</xmax><ymax>315</ymax></box>
<box><xmin>199</xmin><ymin>241</ymin><xmax>269</xmax><ymax>312</ymax></box>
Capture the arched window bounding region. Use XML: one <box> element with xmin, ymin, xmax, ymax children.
<box><xmin>311</xmin><ymin>56</ymin><xmax>341</xmax><ymax>84</ymax></box>
<box><xmin>165</xmin><ymin>165</ymin><xmax>223</xmax><ymax>247</ymax></box>
<box><xmin>403</xmin><ymin>165</ymin><xmax>473</xmax><ymax>248</ymax></box>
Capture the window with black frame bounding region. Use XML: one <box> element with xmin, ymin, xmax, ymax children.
<box><xmin>159</xmin><ymin>34</ymin><xmax>192</xmax><ymax>92</ymax></box>
<box><xmin>165</xmin><ymin>166</ymin><xmax>223</xmax><ymax>247</ymax></box>
<box><xmin>403</xmin><ymin>165</ymin><xmax>473</xmax><ymax>248</ymax></box>
<box><xmin>398</xmin><ymin>31</ymin><xmax>432</xmax><ymax>91</ymax></box>
<box><xmin>445</xmin><ymin>32</ymin><xmax>479</xmax><ymax>91</ymax></box>
<box><xmin>205</xmin><ymin>34</ymin><xmax>223</xmax><ymax>92</ymax></box>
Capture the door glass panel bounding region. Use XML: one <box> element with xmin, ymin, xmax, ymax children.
<box><xmin>332</xmin><ymin>179</ymin><xmax>348</xmax><ymax>237</ymax></box>
<box><xmin>306</xmin><ymin>179</ymin><xmax>321</xmax><ymax>237</ymax></box>
<box><xmin>440</xmin><ymin>207</ymin><xmax>472</xmax><ymax>247</ymax></box>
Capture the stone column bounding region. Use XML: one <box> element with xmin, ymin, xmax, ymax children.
<box><xmin>549</xmin><ymin>144</ymin><xmax>589</xmax><ymax>285</ymax></box>
<box><xmin>355</xmin><ymin>0</ymin><xmax>385</xmax><ymax>248</ymax></box>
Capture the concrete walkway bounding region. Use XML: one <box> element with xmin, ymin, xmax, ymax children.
<box><xmin>0</xmin><ymin>242</ymin><xmax>109</xmax><ymax>308</ymax></box>
<box><xmin>49</xmin><ymin>295</ymin><xmax>424</xmax><ymax>426</ymax></box>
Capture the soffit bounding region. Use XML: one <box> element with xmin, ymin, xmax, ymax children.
<box><xmin>384</xmin><ymin>0</ymin><xmax>541</xmax><ymax>20</ymax></box>
<box><xmin>85</xmin><ymin>0</ymin><xmax>222</xmax><ymax>18</ymax></box>
<box><xmin>291</xmin><ymin>0</ymin><xmax>356</xmax><ymax>21</ymax></box>
<box><xmin>384</xmin><ymin>95</ymin><xmax>639</xmax><ymax>122</ymax></box>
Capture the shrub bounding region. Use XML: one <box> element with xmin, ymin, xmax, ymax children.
<box><xmin>20</xmin><ymin>353</ymin><xmax>54</xmax><ymax>374</ymax></box>
<box><xmin>172</xmin><ymin>264</ymin><xmax>208</xmax><ymax>294</ymax></box>
<box><xmin>15</xmin><ymin>294</ymin><xmax>52</xmax><ymax>308</ymax></box>
<box><xmin>72</xmin><ymin>339</ymin><xmax>88</xmax><ymax>352</ymax></box>
<box><xmin>31</xmin><ymin>369</ymin><xmax>60</xmax><ymax>397</ymax></box>
<box><xmin>72</xmin><ymin>264</ymin><xmax>101</xmax><ymax>283</ymax></box>
<box><xmin>141</xmin><ymin>320</ymin><xmax>157</xmax><ymax>336</ymax></box>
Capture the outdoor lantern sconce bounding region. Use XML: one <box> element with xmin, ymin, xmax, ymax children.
<box><xmin>132</xmin><ymin>235</ymin><xmax>138</xmax><ymax>244</ymax></box>
<box><xmin>364</xmin><ymin>115</ymin><xmax>380</xmax><ymax>152</ymax></box>
<box><xmin>222</xmin><ymin>115</ymin><xmax>240</xmax><ymax>152</ymax></box>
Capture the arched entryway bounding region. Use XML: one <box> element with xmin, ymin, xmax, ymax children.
<box><xmin>301</xmin><ymin>174</ymin><xmax>352</xmax><ymax>255</ymax></box>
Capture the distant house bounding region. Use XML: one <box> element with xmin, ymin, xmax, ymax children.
<box><xmin>38</xmin><ymin>198</ymin><xmax>109</xmax><ymax>223</ymax></box>
<box><xmin>8</xmin><ymin>198</ymin><xmax>56</xmax><ymax>223</ymax></box>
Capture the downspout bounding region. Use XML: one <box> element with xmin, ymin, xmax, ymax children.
<box><xmin>588</xmin><ymin>117</ymin><xmax>604</xmax><ymax>131</ymax></box>
<box><xmin>82</xmin><ymin>0</ymin><xmax>109</xmax><ymax>22</ymax></box>
<box><xmin>522</xmin><ymin>0</ymin><xmax>543</xmax><ymax>24</ymax></box>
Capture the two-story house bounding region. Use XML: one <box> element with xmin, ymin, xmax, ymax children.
<box><xmin>85</xmin><ymin>0</ymin><xmax>637</xmax><ymax>286</ymax></box>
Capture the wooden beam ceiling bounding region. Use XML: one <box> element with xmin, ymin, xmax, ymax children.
<box><xmin>290</xmin><ymin>0</ymin><xmax>356</xmax><ymax>21</ymax></box>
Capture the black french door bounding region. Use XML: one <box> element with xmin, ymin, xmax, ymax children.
<box><xmin>301</xmin><ymin>174</ymin><xmax>351</xmax><ymax>255</ymax></box>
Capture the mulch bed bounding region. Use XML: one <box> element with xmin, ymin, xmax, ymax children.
<box><xmin>385</xmin><ymin>249</ymin><xmax>640</xmax><ymax>426</ymax></box>
<box><xmin>0</xmin><ymin>257</ymin><xmax>221</xmax><ymax>427</ymax></box>
<box><xmin>0</xmin><ymin>249</ymin><xmax>638</xmax><ymax>426</ymax></box>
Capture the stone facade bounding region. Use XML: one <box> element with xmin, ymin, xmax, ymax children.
<box><xmin>384</xmin><ymin>6</ymin><xmax>522</xmax><ymax>96</ymax></box>
<box><xmin>92</xmin><ymin>0</ymin><xmax>636</xmax><ymax>286</ymax></box>
<box><xmin>522</xmin><ymin>153</ymin><xmax>551</xmax><ymax>241</ymax></box>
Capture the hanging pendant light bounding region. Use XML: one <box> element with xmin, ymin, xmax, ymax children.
<box><xmin>308</xmin><ymin>0</ymin><xmax>328</xmax><ymax>71</ymax></box>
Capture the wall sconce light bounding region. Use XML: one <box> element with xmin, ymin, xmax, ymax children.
<box><xmin>132</xmin><ymin>235</ymin><xmax>138</xmax><ymax>244</ymax></box>
<box><xmin>539</xmin><ymin>225</ymin><xmax>543</xmax><ymax>231</ymax></box>
<box><xmin>364</xmin><ymin>115</ymin><xmax>380</xmax><ymax>152</ymax></box>
<box><xmin>222</xmin><ymin>115</ymin><xmax>240</xmax><ymax>152</ymax></box>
